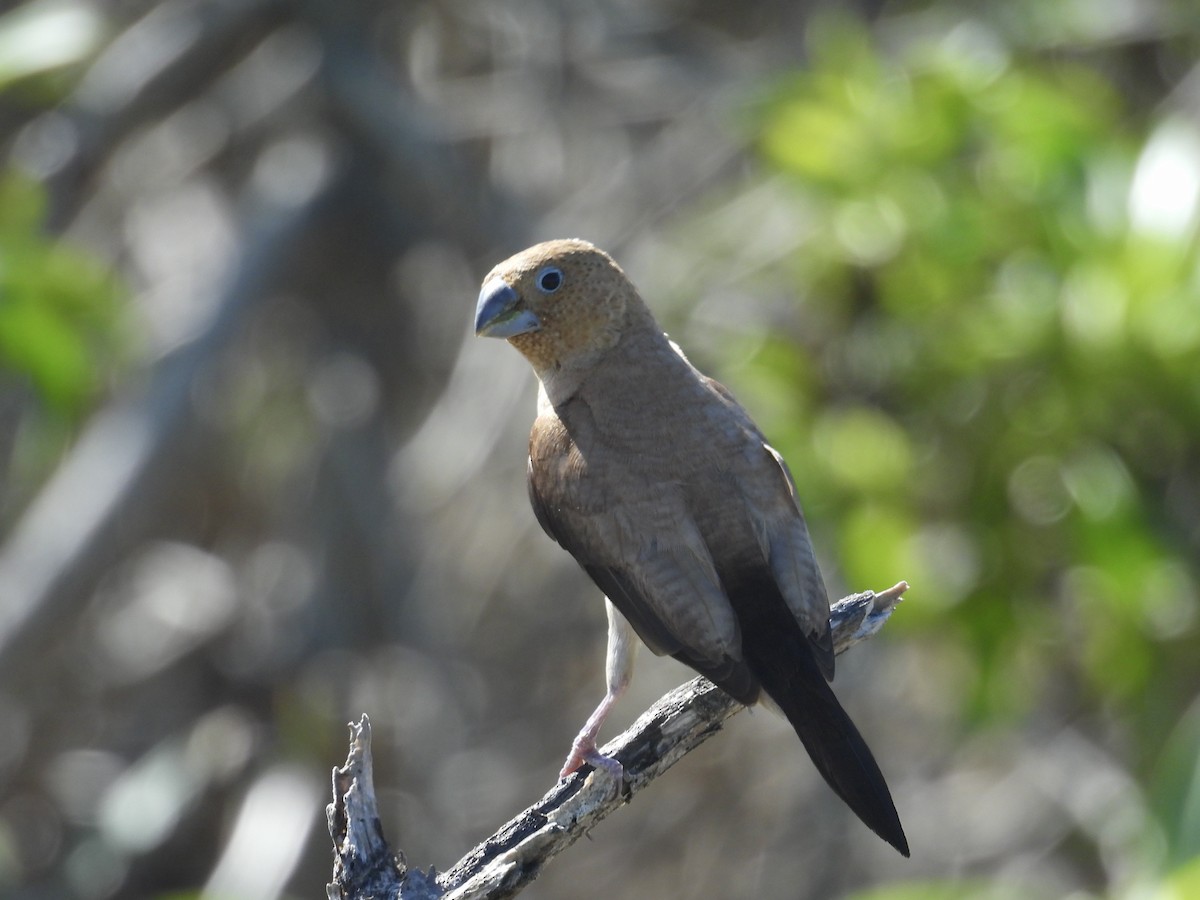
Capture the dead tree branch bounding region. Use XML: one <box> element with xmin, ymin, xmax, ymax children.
<box><xmin>327</xmin><ymin>582</ymin><xmax>908</xmax><ymax>900</ymax></box>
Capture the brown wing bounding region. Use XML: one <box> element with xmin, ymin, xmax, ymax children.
<box><xmin>701</xmin><ymin>375</ymin><xmax>835</xmax><ymax>678</ymax></box>
<box><xmin>527</xmin><ymin>412</ymin><xmax>759</xmax><ymax>704</ymax></box>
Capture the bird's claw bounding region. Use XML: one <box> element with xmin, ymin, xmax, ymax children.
<box><xmin>564</xmin><ymin>748</ymin><xmax>628</xmax><ymax>802</ymax></box>
<box><xmin>583</xmin><ymin>748</ymin><xmax>625</xmax><ymax>783</ymax></box>
<box><xmin>560</xmin><ymin>742</ymin><xmax>625</xmax><ymax>787</ymax></box>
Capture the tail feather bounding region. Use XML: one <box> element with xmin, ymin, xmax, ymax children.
<box><xmin>725</xmin><ymin>567</ymin><xmax>909</xmax><ymax>856</ymax></box>
<box><xmin>758</xmin><ymin>640</ymin><xmax>909</xmax><ymax>856</ymax></box>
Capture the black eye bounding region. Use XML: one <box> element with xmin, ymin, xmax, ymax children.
<box><xmin>536</xmin><ymin>266</ymin><xmax>563</xmax><ymax>293</ymax></box>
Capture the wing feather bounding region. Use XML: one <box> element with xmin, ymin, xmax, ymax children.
<box><xmin>702</xmin><ymin>375</ymin><xmax>835</xmax><ymax>679</ymax></box>
<box><xmin>528</xmin><ymin>413</ymin><xmax>758</xmax><ymax>703</ymax></box>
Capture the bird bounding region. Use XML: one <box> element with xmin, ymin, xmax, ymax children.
<box><xmin>473</xmin><ymin>238</ymin><xmax>909</xmax><ymax>856</ymax></box>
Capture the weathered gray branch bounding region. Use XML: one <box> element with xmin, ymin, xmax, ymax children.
<box><xmin>327</xmin><ymin>582</ymin><xmax>908</xmax><ymax>900</ymax></box>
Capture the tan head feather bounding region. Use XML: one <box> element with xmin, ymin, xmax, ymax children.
<box><xmin>483</xmin><ymin>239</ymin><xmax>652</xmax><ymax>373</ymax></box>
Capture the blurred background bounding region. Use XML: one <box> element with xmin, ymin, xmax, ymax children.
<box><xmin>1</xmin><ymin>0</ymin><xmax>1199</xmax><ymax>897</ymax></box>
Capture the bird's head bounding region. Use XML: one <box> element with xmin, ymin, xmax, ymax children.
<box><xmin>474</xmin><ymin>239</ymin><xmax>648</xmax><ymax>373</ymax></box>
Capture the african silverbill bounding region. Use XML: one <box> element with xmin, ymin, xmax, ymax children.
<box><xmin>474</xmin><ymin>239</ymin><xmax>908</xmax><ymax>856</ymax></box>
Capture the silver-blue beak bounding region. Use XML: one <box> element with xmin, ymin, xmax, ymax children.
<box><xmin>474</xmin><ymin>277</ymin><xmax>541</xmax><ymax>338</ymax></box>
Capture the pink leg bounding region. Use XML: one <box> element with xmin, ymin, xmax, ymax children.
<box><xmin>559</xmin><ymin>691</ymin><xmax>625</xmax><ymax>779</ymax></box>
<box><xmin>560</xmin><ymin>601</ymin><xmax>638</xmax><ymax>780</ymax></box>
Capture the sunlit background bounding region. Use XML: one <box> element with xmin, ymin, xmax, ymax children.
<box><xmin>1</xmin><ymin>1</ymin><xmax>1199</xmax><ymax>898</ymax></box>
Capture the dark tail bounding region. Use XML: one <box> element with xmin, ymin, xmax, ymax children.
<box><xmin>730</xmin><ymin>570</ymin><xmax>910</xmax><ymax>856</ymax></box>
<box><xmin>757</xmin><ymin>637</ymin><xmax>909</xmax><ymax>855</ymax></box>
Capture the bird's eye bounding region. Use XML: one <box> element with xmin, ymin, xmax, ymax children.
<box><xmin>535</xmin><ymin>266</ymin><xmax>563</xmax><ymax>293</ymax></box>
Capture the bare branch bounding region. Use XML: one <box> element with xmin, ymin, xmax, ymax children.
<box><xmin>327</xmin><ymin>583</ymin><xmax>907</xmax><ymax>900</ymax></box>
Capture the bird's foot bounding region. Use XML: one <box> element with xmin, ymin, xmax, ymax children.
<box><xmin>559</xmin><ymin>741</ymin><xmax>624</xmax><ymax>783</ymax></box>
<box><xmin>561</xmin><ymin>744</ymin><xmax>628</xmax><ymax>802</ymax></box>
<box><xmin>583</xmin><ymin>748</ymin><xmax>625</xmax><ymax>784</ymax></box>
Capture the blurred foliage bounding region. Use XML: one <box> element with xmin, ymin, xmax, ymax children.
<box><xmin>0</xmin><ymin>171</ymin><xmax>124</xmax><ymax>417</ymax></box>
<box><xmin>0</xmin><ymin>0</ymin><xmax>104</xmax><ymax>94</ymax></box>
<box><xmin>848</xmin><ymin>882</ymin><xmax>1027</xmax><ymax>900</ymax></box>
<box><xmin>0</xmin><ymin>0</ymin><xmax>121</xmax><ymax>446</ymax></box>
<box><xmin>700</xmin><ymin>13</ymin><xmax>1200</xmax><ymax>895</ymax></box>
<box><xmin>751</xmin><ymin>16</ymin><xmax>1199</xmax><ymax>710</ymax></box>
